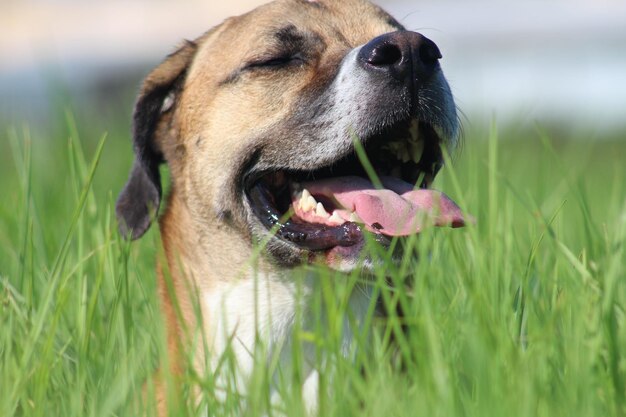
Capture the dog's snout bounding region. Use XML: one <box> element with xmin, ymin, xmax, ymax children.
<box><xmin>357</xmin><ymin>31</ymin><xmax>442</xmax><ymax>83</ymax></box>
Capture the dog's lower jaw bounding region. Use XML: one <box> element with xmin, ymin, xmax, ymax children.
<box><xmin>158</xmin><ymin>192</ymin><xmax>373</xmax><ymax>414</ymax></box>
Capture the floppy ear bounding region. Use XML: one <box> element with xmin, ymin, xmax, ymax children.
<box><xmin>116</xmin><ymin>41</ymin><xmax>198</xmax><ymax>240</ymax></box>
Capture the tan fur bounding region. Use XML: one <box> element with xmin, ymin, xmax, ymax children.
<box><xmin>120</xmin><ymin>0</ymin><xmax>455</xmax><ymax>414</ymax></box>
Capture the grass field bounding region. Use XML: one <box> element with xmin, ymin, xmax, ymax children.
<box><xmin>1</xmin><ymin>108</ymin><xmax>625</xmax><ymax>417</ymax></box>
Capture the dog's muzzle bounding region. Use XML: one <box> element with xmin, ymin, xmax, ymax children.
<box><xmin>244</xmin><ymin>30</ymin><xmax>469</xmax><ymax>260</ymax></box>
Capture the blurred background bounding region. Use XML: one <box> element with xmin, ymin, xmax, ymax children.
<box><xmin>2</xmin><ymin>0</ymin><xmax>626</xmax><ymax>137</ymax></box>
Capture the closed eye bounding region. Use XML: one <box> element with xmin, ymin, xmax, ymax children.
<box><xmin>245</xmin><ymin>52</ymin><xmax>305</xmax><ymax>70</ymax></box>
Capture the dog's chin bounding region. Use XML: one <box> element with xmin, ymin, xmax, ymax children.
<box><xmin>259</xmin><ymin>227</ymin><xmax>396</xmax><ymax>272</ymax></box>
<box><xmin>243</xmin><ymin>118</ymin><xmax>467</xmax><ymax>271</ymax></box>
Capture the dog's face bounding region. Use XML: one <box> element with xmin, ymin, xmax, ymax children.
<box><xmin>116</xmin><ymin>0</ymin><xmax>467</xmax><ymax>271</ymax></box>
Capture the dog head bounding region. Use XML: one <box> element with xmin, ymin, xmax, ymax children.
<box><xmin>116</xmin><ymin>0</ymin><xmax>467</xmax><ymax>271</ymax></box>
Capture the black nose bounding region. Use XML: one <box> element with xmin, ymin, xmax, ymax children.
<box><xmin>357</xmin><ymin>31</ymin><xmax>442</xmax><ymax>82</ymax></box>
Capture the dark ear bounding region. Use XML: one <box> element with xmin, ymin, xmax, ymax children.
<box><xmin>116</xmin><ymin>41</ymin><xmax>197</xmax><ymax>240</ymax></box>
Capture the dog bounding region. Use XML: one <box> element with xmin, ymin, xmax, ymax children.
<box><xmin>116</xmin><ymin>0</ymin><xmax>467</xmax><ymax>413</ymax></box>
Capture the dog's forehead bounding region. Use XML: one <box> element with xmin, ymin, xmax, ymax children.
<box><xmin>237</xmin><ymin>0</ymin><xmax>395</xmax><ymax>42</ymax></box>
<box><xmin>190</xmin><ymin>0</ymin><xmax>401</xmax><ymax>72</ymax></box>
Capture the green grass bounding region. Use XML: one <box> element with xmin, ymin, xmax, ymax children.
<box><xmin>1</xmin><ymin>112</ymin><xmax>625</xmax><ymax>417</ymax></box>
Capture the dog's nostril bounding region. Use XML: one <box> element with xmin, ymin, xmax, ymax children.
<box><xmin>419</xmin><ymin>38</ymin><xmax>442</xmax><ymax>66</ymax></box>
<box><xmin>367</xmin><ymin>43</ymin><xmax>403</xmax><ymax>67</ymax></box>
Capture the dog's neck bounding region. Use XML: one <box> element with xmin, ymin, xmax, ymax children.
<box><xmin>158</xmin><ymin>190</ymin><xmax>373</xmax><ymax>410</ymax></box>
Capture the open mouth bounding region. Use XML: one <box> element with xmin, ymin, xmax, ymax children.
<box><xmin>245</xmin><ymin>119</ymin><xmax>468</xmax><ymax>253</ymax></box>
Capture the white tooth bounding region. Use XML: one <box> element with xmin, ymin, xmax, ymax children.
<box><xmin>315</xmin><ymin>202</ymin><xmax>329</xmax><ymax>218</ymax></box>
<box><xmin>300</xmin><ymin>189</ymin><xmax>317</xmax><ymax>211</ymax></box>
<box><xmin>349</xmin><ymin>212</ymin><xmax>362</xmax><ymax>222</ymax></box>
<box><xmin>329</xmin><ymin>212</ymin><xmax>344</xmax><ymax>225</ymax></box>
<box><xmin>306</xmin><ymin>196</ymin><xmax>317</xmax><ymax>211</ymax></box>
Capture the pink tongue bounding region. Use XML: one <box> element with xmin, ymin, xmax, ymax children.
<box><xmin>301</xmin><ymin>176</ymin><xmax>467</xmax><ymax>236</ymax></box>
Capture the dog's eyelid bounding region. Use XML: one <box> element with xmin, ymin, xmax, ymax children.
<box><xmin>245</xmin><ymin>52</ymin><xmax>306</xmax><ymax>70</ymax></box>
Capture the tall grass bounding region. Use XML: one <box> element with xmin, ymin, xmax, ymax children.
<box><xmin>1</xmin><ymin>115</ymin><xmax>625</xmax><ymax>417</ymax></box>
